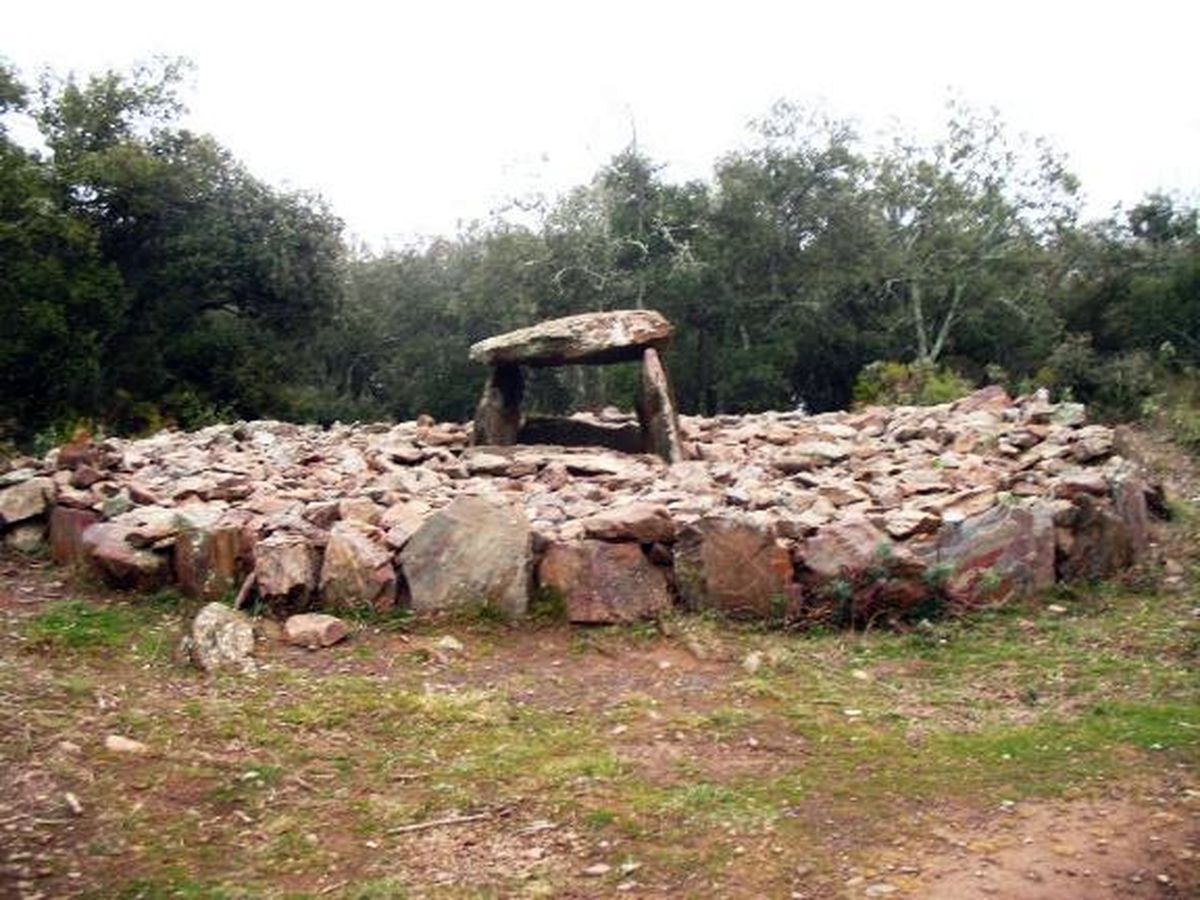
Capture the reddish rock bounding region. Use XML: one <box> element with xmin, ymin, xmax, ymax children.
<box><xmin>49</xmin><ymin>506</ymin><xmax>100</xmax><ymax>567</ymax></box>
<box><xmin>319</xmin><ymin>521</ymin><xmax>396</xmax><ymax>613</ymax></box>
<box><xmin>284</xmin><ymin>613</ymin><xmax>349</xmax><ymax>649</ymax></box>
<box><xmin>1056</xmin><ymin>494</ymin><xmax>1135</xmax><ymax>581</ymax></box>
<box><xmin>538</xmin><ymin>540</ymin><xmax>672</xmax><ymax>623</ymax></box>
<box><xmin>954</xmin><ymin>385</ymin><xmax>1012</xmax><ymax>415</ymax></box>
<box><xmin>175</xmin><ymin>510</ymin><xmax>254</xmax><ymax>601</ymax></box>
<box><xmin>580</xmin><ymin>503</ymin><xmax>675</xmax><ymax>544</ymax></box>
<box><xmin>675</xmin><ymin>516</ymin><xmax>793</xmax><ymax>618</ymax></box>
<box><xmin>930</xmin><ymin>503</ymin><xmax>1056</xmax><ymax>603</ymax></box>
<box><xmin>82</xmin><ymin>522</ymin><xmax>172</xmax><ymax>591</ymax></box>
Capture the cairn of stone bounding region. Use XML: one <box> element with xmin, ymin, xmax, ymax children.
<box><xmin>0</xmin><ymin>383</ymin><xmax>1161</xmax><ymax>627</ymax></box>
<box><xmin>469</xmin><ymin>309</ymin><xmax>686</xmax><ymax>464</ymax></box>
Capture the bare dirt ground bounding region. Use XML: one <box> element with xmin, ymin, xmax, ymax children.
<box><xmin>1</xmin><ymin>428</ymin><xmax>1198</xmax><ymax>899</ymax></box>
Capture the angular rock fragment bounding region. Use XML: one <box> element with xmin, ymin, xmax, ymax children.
<box><xmin>800</xmin><ymin>517</ymin><xmax>894</xmax><ymax>579</ymax></box>
<box><xmin>49</xmin><ymin>506</ymin><xmax>100</xmax><ymax>567</ymax></box>
<box><xmin>930</xmin><ymin>502</ymin><xmax>1056</xmax><ymax>603</ymax></box>
<box><xmin>538</xmin><ymin>540</ymin><xmax>672</xmax><ymax>623</ymax></box>
<box><xmin>174</xmin><ymin>509</ymin><xmax>254</xmax><ymax>600</ymax></box>
<box><xmin>319</xmin><ymin>521</ymin><xmax>396</xmax><ymax>613</ymax></box>
<box><xmin>400</xmin><ymin>496</ymin><xmax>531</xmax><ymax>618</ymax></box>
<box><xmin>254</xmin><ymin>532</ymin><xmax>319</xmax><ymax>606</ymax></box>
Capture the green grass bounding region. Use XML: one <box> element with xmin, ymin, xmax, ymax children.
<box><xmin>24</xmin><ymin>599</ymin><xmax>142</xmax><ymax>650</ymax></box>
<box><xmin>6</xmin><ymin>561</ymin><xmax>1198</xmax><ymax>897</ymax></box>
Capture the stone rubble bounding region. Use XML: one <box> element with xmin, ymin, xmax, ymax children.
<box><xmin>0</xmin><ymin>387</ymin><xmax>1161</xmax><ymax>625</ymax></box>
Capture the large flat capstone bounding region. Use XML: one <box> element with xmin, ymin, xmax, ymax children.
<box><xmin>468</xmin><ymin>310</ymin><xmax>673</xmax><ymax>367</ymax></box>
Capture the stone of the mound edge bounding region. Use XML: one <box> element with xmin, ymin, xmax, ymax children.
<box><xmin>468</xmin><ymin>309</ymin><xmax>673</xmax><ymax>367</ymax></box>
<box><xmin>399</xmin><ymin>495</ymin><xmax>531</xmax><ymax>618</ymax></box>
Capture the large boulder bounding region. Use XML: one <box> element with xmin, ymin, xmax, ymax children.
<box><xmin>186</xmin><ymin>602</ymin><xmax>255</xmax><ymax>673</ymax></box>
<box><xmin>81</xmin><ymin>522</ymin><xmax>172</xmax><ymax>591</ymax></box>
<box><xmin>468</xmin><ymin>309</ymin><xmax>673</xmax><ymax>367</ymax></box>
<box><xmin>319</xmin><ymin>521</ymin><xmax>396</xmax><ymax>613</ymax></box>
<box><xmin>674</xmin><ymin>515</ymin><xmax>793</xmax><ymax>618</ymax></box>
<box><xmin>399</xmin><ymin>496</ymin><xmax>531</xmax><ymax>618</ymax></box>
<box><xmin>0</xmin><ymin>476</ymin><xmax>53</xmax><ymax>526</ymax></box>
<box><xmin>930</xmin><ymin>502</ymin><xmax>1056</xmax><ymax>603</ymax></box>
<box><xmin>538</xmin><ymin>540</ymin><xmax>672</xmax><ymax>624</ymax></box>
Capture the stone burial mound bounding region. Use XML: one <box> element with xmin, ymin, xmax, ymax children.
<box><xmin>0</xmin><ymin>381</ymin><xmax>1161</xmax><ymax>628</ymax></box>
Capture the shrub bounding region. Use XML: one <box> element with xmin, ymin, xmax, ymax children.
<box><xmin>852</xmin><ymin>360</ymin><xmax>975</xmax><ymax>407</ymax></box>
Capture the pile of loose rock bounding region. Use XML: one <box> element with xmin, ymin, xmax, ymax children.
<box><xmin>0</xmin><ymin>385</ymin><xmax>1159</xmax><ymax>625</ymax></box>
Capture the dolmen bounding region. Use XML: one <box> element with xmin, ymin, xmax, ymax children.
<box><xmin>469</xmin><ymin>309</ymin><xmax>687</xmax><ymax>463</ymax></box>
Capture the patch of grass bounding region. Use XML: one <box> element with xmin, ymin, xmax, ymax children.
<box><xmin>25</xmin><ymin>600</ymin><xmax>140</xmax><ymax>651</ymax></box>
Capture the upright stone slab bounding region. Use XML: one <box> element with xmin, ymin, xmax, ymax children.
<box><xmin>472</xmin><ymin>363</ymin><xmax>524</xmax><ymax>446</ymax></box>
<box><xmin>637</xmin><ymin>347</ymin><xmax>686</xmax><ymax>463</ymax></box>
<box><xmin>399</xmin><ymin>496</ymin><xmax>531</xmax><ymax>618</ymax></box>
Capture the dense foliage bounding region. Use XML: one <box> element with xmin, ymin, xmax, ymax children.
<box><xmin>1</xmin><ymin>59</ymin><xmax>1197</xmax><ymax>446</ymax></box>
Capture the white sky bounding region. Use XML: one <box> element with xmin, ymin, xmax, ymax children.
<box><xmin>6</xmin><ymin>0</ymin><xmax>1198</xmax><ymax>248</ymax></box>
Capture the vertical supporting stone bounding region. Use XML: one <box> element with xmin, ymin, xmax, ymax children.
<box><xmin>637</xmin><ymin>347</ymin><xmax>686</xmax><ymax>463</ymax></box>
<box><xmin>472</xmin><ymin>363</ymin><xmax>524</xmax><ymax>446</ymax></box>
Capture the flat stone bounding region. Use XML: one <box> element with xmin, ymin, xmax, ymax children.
<box><xmin>580</xmin><ymin>503</ymin><xmax>675</xmax><ymax>543</ymax></box>
<box><xmin>400</xmin><ymin>496</ymin><xmax>531</xmax><ymax>618</ymax></box>
<box><xmin>469</xmin><ymin>309</ymin><xmax>673</xmax><ymax>367</ymax></box>
<box><xmin>800</xmin><ymin>517</ymin><xmax>893</xmax><ymax>579</ymax></box>
<box><xmin>538</xmin><ymin>540</ymin><xmax>672</xmax><ymax>623</ymax></box>
<box><xmin>931</xmin><ymin>502</ymin><xmax>1056</xmax><ymax>603</ymax></box>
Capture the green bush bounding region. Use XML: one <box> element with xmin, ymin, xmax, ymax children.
<box><xmin>852</xmin><ymin>360</ymin><xmax>975</xmax><ymax>407</ymax></box>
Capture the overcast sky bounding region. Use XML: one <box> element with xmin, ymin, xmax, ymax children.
<box><xmin>7</xmin><ymin>0</ymin><xmax>1198</xmax><ymax>248</ymax></box>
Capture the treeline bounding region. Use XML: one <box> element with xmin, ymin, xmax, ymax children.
<box><xmin>2</xmin><ymin>59</ymin><xmax>1198</xmax><ymax>448</ymax></box>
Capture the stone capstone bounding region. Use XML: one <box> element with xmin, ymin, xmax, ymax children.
<box><xmin>400</xmin><ymin>496</ymin><xmax>531</xmax><ymax>618</ymax></box>
<box><xmin>469</xmin><ymin>309</ymin><xmax>673</xmax><ymax>367</ymax></box>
